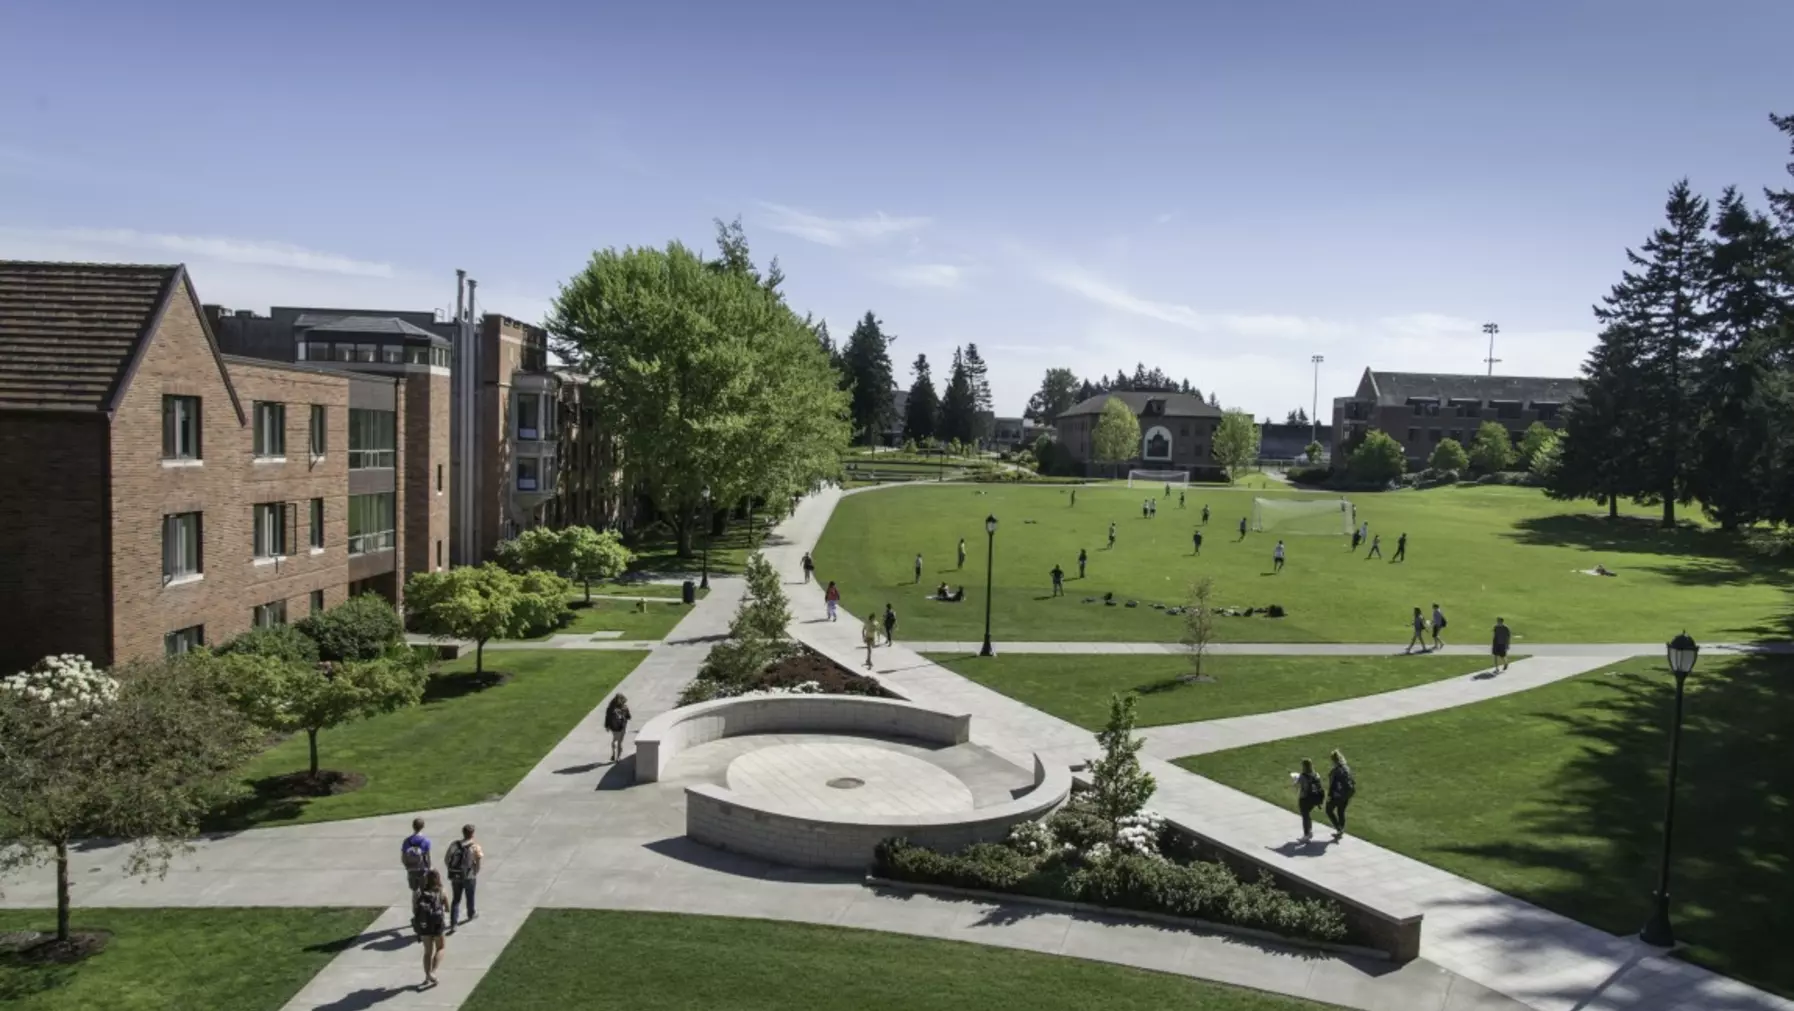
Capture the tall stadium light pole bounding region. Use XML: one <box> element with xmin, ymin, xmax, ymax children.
<box><xmin>1482</xmin><ymin>322</ymin><xmax>1501</xmax><ymax>376</ymax></box>
<box><xmin>979</xmin><ymin>514</ymin><xmax>997</xmax><ymax>657</ymax></box>
<box><xmin>1309</xmin><ymin>355</ymin><xmax>1324</xmax><ymax>446</ymax></box>
<box><xmin>1640</xmin><ymin>633</ymin><xmax>1701</xmax><ymax>947</ymax></box>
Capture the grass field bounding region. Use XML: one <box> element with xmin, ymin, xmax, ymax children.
<box><xmin>1179</xmin><ymin>654</ymin><xmax>1794</xmax><ymax>997</ymax></box>
<box><xmin>0</xmin><ymin>907</ymin><xmax>377</xmax><ymax>1009</ymax></box>
<box><xmin>812</xmin><ymin>483</ymin><xmax>1792</xmax><ymax>643</ymax></box>
<box><xmin>211</xmin><ymin>650</ymin><xmax>644</xmax><ymax>828</ymax></box>
<box><xmin>521</xmin><ymin>597</ymin><xmax>693</xmax><ymax>641</ymax></box>
<box><xmin>586</xmin><ymin>581</ymin><xmax>709</xmax><ymax>600</ymax></box>
<box><xmin>461</xmin><ymin>909</ymin><xmax>1334</xmax><ymax>1010</ymax></box>
<box><xmin>929</xmin><ymin>653</ymin><xmax>1501</xmax><ymax>728</ymax></box>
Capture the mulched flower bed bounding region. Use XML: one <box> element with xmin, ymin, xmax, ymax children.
<box><xmin>759</xmin><ymin>646</ymin><xmax>893</xmax><ymax>697</ymax></box>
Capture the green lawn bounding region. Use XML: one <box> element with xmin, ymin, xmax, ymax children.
<box><xmin>1179</xmin><ymin>655</ymin><xmax>1794</xmax><ymax>997</ymax></box>
<box><xmin>929</xmin><ymin>653</ymin><xmax>1501</xmax><ymax>729</ymax></box>
<box><xmin>813</xmin><ymin>483</ymin><xmax>1792</xmax><ymax>643</ymax></box>
<box><xmin>627</xmin><ymin>520</ymin><xmax>765</xmax><ymax>577</ymax></box>
<box><xmin>0</xmin><ymin>907</ymin><xmax>377</xmax><ymax>1009</ymax></box>
<box><xmin>523</xmin><ymin>597</ymin><xmax>693</xmax><ymax>641</ymax></box>
<box><xmin>211</xmin><ymin>650</ymin><xmax>646</xmax><ymax>828</ymax></box>
<box><xmin>461</xmin><ymin>909</ymin><xmax>1335</xmax><ymax>1010</ymax></box>
<box><xmin>585</xmin><ymin>582</ymin><xmax>708</xmax><ymax>600</ymax></box>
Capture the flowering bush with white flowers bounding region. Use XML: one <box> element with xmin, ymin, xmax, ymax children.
<box><xmin>735</xmin><ymin>680</ymin><xmax>823</xmax><ymax>699</ymax></box>
<box><xmin>1006</xmin><ymin>819</ymin><xmax>1056</xmax><ymax>856</ymax></box>
<box><xmin>2</xmin><ymin>654</ymin><xmax>119</xmax><ymax>718</ymax></box>
<box><xmin>1116</xmin><ymin>810</ymin><xmax>1165</xmax><ymax>859</ymax></box>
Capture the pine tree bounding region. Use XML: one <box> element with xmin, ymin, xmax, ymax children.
<box><xmin>938</xmin><ymin>347</ymin><xmax>977</xmax><ymax>444</ymax></box>
<box><xmin>842</xmin><ymin>312</ymin><xmax>896</xmax><ymax>446</ymax></box>
<box><xmin>1551</xmin><ymin>317</ymin><xmax>1650</xmax><ymax>518</ymax></box>
<box><xmin>904</xmin><ymin>354</ymin><xmax>940</xmax><ymax>443</ymax></box>
<box><xmin>962</xmin><ymin>344</ymin><xmax>993</xmax><ymax>442</ymax></box>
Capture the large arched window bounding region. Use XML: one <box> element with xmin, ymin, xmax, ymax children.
<box><xmin>1143</xmin><ymin>425</ymin><xmax>1173</xmax><ymax>461</ymax></box>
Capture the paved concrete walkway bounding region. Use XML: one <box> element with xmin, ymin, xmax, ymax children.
<box><xmin>907</xmin><ymin>641</ymin><xmax>1791</xmax><ymax>657</ymax></box>
<box><xmin>768</xmin><ymin>485</ymin><xmax>1794</xmax><ymax>1011</ymax></box>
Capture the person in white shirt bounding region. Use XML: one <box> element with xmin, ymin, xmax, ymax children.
<box><xmin>1272</xmin><ymin>540</ymin><xmax>1286</xmax><ymax>573</ymax></box>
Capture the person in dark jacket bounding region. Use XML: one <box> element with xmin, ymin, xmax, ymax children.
<box><xmin>1292</xmin><ymin>758</ymin><xmax>1325</xmax><ymax>842</ymax></box>
<box><xmin>1326</xmin><ymin>750</ymin><xmax>1356</xmax><ymax>842</ymax></box>
<box><xmin>604</xmin><ymin>694</ymin><xmax>631</xmax><ymax>762</ymax></box>
<box><xmin>1491</xmin><ymin>617</ymin><xmax>1512</xmax><ymax>672</ymax></box>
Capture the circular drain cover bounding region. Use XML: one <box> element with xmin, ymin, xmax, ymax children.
<box><xmin>826</xmin><ymin>777</ymin><xmax>866</xmax><ymax>790</ymax></box>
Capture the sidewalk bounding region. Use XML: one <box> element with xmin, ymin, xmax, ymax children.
<box><xmin>906</xmin><ymin>641</ymin><xmax>1783</xmax><ymax>658</ymax></box>
<box><xmin>772</xmin><ymin>484</ymin><xmax>1794</xmax><ymax>1011</ymax></box>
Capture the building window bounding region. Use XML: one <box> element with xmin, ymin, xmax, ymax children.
<box><xmin>436</xmin><ymin>540</ymin><xmax>443</xmax><ymax>568</ymax></box>
<box><xmin>348</xmin><ymin>408</ymin><xmax>396</xmax><ymax>469</ymax></box>
<box><xmin>310</xmin><ymin>589</ymin><xmax>325</xmax><ymax>615</ymax></box>
<box><xmin>309</xmin><ymin>405</ymin><xmax>327</xmax><ymax>457</ymax></box>
<box><xmin>1535</xmin><ymin>403</ymin><xmax>1561</xmax><ymax>421</ymax></box>
<box><xmin>432</xmin><ymin>347</ymin><xmax>450</xmax><ymax>368</ymax></box>
<box><xmin>382</xmin><ymin>345</ymin><xmax>403</xmax><ymax>364</ymax></box>
<box><xmin>517</xmin><ymin>456</ymin><xmax>541</xmax><ymax>492</ymax></box>
<box><xmin>1429</xmin><ymin>428</ymin><xmax>1442</xmax><ymax>442</ymax></box>
<box><xmin>165</xmin><ymin>626</ymin><xmax>204</xmax><ymax>656</ymax></box>
<box><xmin>254</xmin><ymin>402</ymin><xmax>286</xmax><ymax>458</ymax></box>
<box><xmin>406</xmin><ymin>346</ymin><xmax>430</xmax><ymax>365</ymax></box>
<box><xmin>516</xmin><ymin>394</ymin><xmax>540</xmax><ymax>440</ymax></box>
<box><xmin>162</xmin><ymin>395</ymin><xmax>201</xmax><ymax>460</ymax></box>
<box><xmin>295</xmin><ymin>342</ymin><xmax>311</xmax><ymax>362</ymax></box>
<box><xmin>1495</xmin><ymin>402</ymin><xmax>1522</xmax><ymax>420</ymax></box>
<box><xmin>348</xmin><ymin>493</ymin><xmax>395</xmax><ymax>555</ymax></box>
<box><xmin>254</xmin><ymin>502</ymin><xmax>291</xmax><ymax>559</ymax></box>
<box><xmin>253</xmin><ymin>600</ymin><xmax>287</xmax><ymax>628</ymax></box>
<box><xmin>1407</xmin><ymin>428</ymin><xmax>1419</xmax><ymax>443</ymax></box>
<box><xmin>1450</xmin><ymin>429</ymin><xmax>1463</xmax><ymax>442</ymax></box>
<box><xmin>437</xmin><ymin>464</ymin><xmax>443</xmax><ymax>492</ymax></box>
<box><xmin>310</xmin><ymin>497</ymin><xmax>325</xmax><ymax>549</ymax></box>
<box><xmin>163</xmin><ymin>512</ymin><xmax>202</xmax><ymax>582</ymax></box>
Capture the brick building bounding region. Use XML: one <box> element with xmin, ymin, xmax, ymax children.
<box><xmin>1330</xmin><ymin>368</ymin><xmax>1581</xmax><ymax>468</ymax></box>
<box><xmin>0</xmin><ymin>262</ymin><xmax>415</xmax><ymax>673</ymax></box>
<box><xmin>1053</xmin><ymin>391</ymin><xmax>1223</xmax><ymax>478</ymax></box>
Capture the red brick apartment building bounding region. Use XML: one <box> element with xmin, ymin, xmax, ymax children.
<box><xmin>0</xmin><ymin>262</ymin><xmax>430</xmax><ymax>673</ymax></box>
<box><xmin>1053</xmin><ymin>391</ymin><xmax>1225</xmax><ymax>479</ymax></box>
<box><xmin>1329</xmin><ymin>368</ymin><xmax>1581</xmax><ymax>469</ymax></box>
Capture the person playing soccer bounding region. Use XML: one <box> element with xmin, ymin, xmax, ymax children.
<box><xmin>1272</xmin><ymin>540</ymin><xmax>1286</xmax><ymax>573</ymax></box>
<box><xmin>1107</xmin><ymin>522</ymin><xmax>1117</xmax><ymax>549</ymax></box>
<box><xmin>1202</xmin><ymin>504</ymin><xmax>1210</xmax><ymax>524</ymax></box>
<box><xmin>1050</xmin><ymin>564</ymin><xmax>1065</xmax><ymax>597</ymax></box>
<box><xmin>1350</xmin><ymin>527</ymin><xmax>1362</xmax><ymax>552</ymax></box>
<box><xmin>1077</xmin><ymin>548</ymin><xmax>1088</xmax><ymax>578</ymax></box>
<box><xmin>1070</xmin><ymin>488</ymin><xmax>1077</xmax><ymax>507</ymax></box>
<box><xmin>1431</xmin><ymin>604</ymin><xmax>1447</xmax><ymax>650</ymax></box>
<box><xmin>1179</xmin><ymin>491</ymin><xmax>1186</xmax><ymax>509</ymax></box>
<box><xmin>1141</xmin><ymin>500</ymin><xmax>1149</xmax><ymax>520</ymax></box>
<box><xmin>1393</xmin><ymin>532</ymin><xmax>1407</xmax><ymax>562</ymax></box>
<box><xmin>1192</xmin><ymin>528</ymin><xmax>1203</xmax><ymax>555</ymax></box>
<box><xmin>1406</xmin><ymin>607</ymin><xmax>1427</xmax><ymax>653</ymax></box>
<box><xmin>957</xmin><ymin>538</ymin><xmax>967</xmax><ymax>570</ymax></box>
<box><xmin>1238</xmin><ymin>516</ymin><xmax>1248</xmax><ymax>540</ymax></box>
<box><xmin>1165</xmin><ymin>482</ymin><xmax>1172</xmax><ymax>498</ymax></box>
<box><xmin>914</xmin><ymin>553</ymin><xmax>923</xmax><ymax>584</ymax></box>
<box><xmin>1366</xmin><ymin>533</ymin><xmax>1382</xmax><ymax>559</ymax></box>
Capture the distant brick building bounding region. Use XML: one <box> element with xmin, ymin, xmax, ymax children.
<box><xmin>1054</xmin><ymin>391</ymin><xmax>1224</xmax><ymax>478</ymax></box>
<box><xmin>1330</xmin><ymin>369</ymin><xmax>1580</xmax><ymax>468</ymax></box>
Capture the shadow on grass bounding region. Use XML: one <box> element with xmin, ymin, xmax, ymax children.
<box><xmin>1441</xmin><ymin>654</ymin><xmax>1794</xmax><ymax>996</ymax></box>
<box><xmin>423</xmin><ymin>669</ymin><xmax>511</xmax><ymax>703</ymax></box>
<box><xmin>1506</xmin><ymin>514</ymin><xmax>1782</xmax><ymax>585</ymax></box>
<box><xmin>627</xmin><ymin>521</ymin><xmax>764</xmax><ymax>578</ymax></box>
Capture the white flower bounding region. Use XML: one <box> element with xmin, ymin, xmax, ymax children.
<box><xmin>1085</xmin><ymin>842</ymin><xmax>1114</xmax><ymax>865</ymax></box>
<box><xmin>1007</xmin><ymin>819</ymin><xmax>1056</xmax><ymax>855</ymax></box>
<box><xmin>3</xmin><ymin>653</ymin><xmax>117</xmax><ymax>718</ymax></box>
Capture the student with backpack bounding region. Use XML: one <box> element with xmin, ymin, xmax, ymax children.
<box><xmin>1292</xmin><ymin>758</ymin><xmax>1325</xmax><ymax>842</ymax></box>
<box><xmin>604</xmin><ymin>694</ymin><xmax>631</xmax><ymax>763</ymax></box>
<box><xmin>1326</xmin><ymin>750</ymin><xmax>1356</xmax><ymax>841</ymax></box>
<box><xmin>401</xmin><ymin>818</ymin><xmax>431</xmax><ymax>894</ymax></box>
<box><xmin>1431</xmin><ymin>604</ymin><xmax>1448</xmax><ymax>649</ymax></box>
<box><xmin>444</xmin><ymin>824</ymin><xmax>483</xmax><ymax>930</ymax></box>
<box><xmin>412</xmin><ymin>869</ymin><xmax>449</xmax><ymax>987</ymax></box>
<box><xmin>800</xmin><ymin>553</ymin><xmax>815</xmax><ymax>583</ymax></box>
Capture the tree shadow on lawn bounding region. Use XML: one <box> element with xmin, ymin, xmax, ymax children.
<box><xmin>1505</xmin><ymin>514</ymin><xmax>1783</xmax><ymax>586</ymax></box>
<box><xmin>1439</xmin><ymin>656</ymin><xmax>1794</xmax><ymax>995</ymax></box>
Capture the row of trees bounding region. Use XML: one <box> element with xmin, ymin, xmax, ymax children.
<box><xmin>1551</xmin><ymin>113</ymin><xmax>1794</xmax><ymax>529</ymax></box>
<box><xmin>547</xmin><ymin>219</ymin><xmax>851</xmax><ymax>556</ymax></box>
<box><xmin>902</xmin><ymin>345</ymin><xmax>995</xmax><ymax>445</ymax></box>
<box><xmin>1023</xmin><ymin>366</ymin><xmax>1219</xmax><ymax>425</ymax></box>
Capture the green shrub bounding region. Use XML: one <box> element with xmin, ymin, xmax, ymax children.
<box><xmin>296</xmin><ymin>593</ymin><xmax>403</xmax><ymax>662</ymax></box>
<box><xmin>217</xmin><ymin>624</ymin><xmax>319</xmax><ymax>665</ymax></box>
<box><xmin>1285</xmin><ymin>464</ymin><xmax>1333</xmax><ymax>486</ymax></box>
<box><xmin>1045</xmin><ymin>798</ymin><xmax>1113</xmax><ymax>850</ymax></box>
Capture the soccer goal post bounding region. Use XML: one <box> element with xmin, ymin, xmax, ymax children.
<box><xmin>1251</xmin><ymin>497</ymin><xmax>1354</xmax><ymax>535</ymax></box>
<box><xmin>1127</xmin><ymin>469</ymin><xmax>1190</xmax><ymax>488</ymax></box>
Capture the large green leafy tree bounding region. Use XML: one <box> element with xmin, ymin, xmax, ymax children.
<box><xmin>1468</xmin><ymin>420</ymin><xmax>1516</xmax><ymax>474</ymax></box>
<box><xmin>843</xmin><ymin>311</ymin><xmax>897</xmax><ymax>446</ymax></box>
<box><xmin>1211</xmin><ymin>410</ymin><xmax>1261</xmax><ymax>482</ymax></box>
<box><xmin>1428</xmin><ymin>438</ymin><xmax>1468</xmax><ymax>472</ymax></box>
<box><xmin>0</xmin><ymin>655</ymin><xmax>260</xmax><ymax>942</ymax></box>
<box><xmin>206</xmin><ymin>649</ymin><xmax>426</xmax><ymax>778</ymax></box>
<box><xmin>1024</xmin><ymin>367</ymin><xmax>1080</xmax><ymax>425</ymax></box>
<box><xmin>1515</xmin><ymin>422</ymin><xmax>1558</xmax><ymax>471</ymax></box>
<box><xmin>295</xmin><ymin>593</ymin><xmax>404</xmax><ymax>663</ymax></box>
<box><xmin>499</xmin><ymin>526</ymin><xmax>633</xmax><ymax>603</ymax></box>
<box><xmin>1348</xmin><ymin>429</ymin><xmax>1406</xmax><ymax>483</ymax></box>
<box><xmin>938</xmin><ymin>347</ymin><xmax>978</xmax><ymax>444</ymax></box>
<box><xmin>407</xmin><ymin>564</ymin><xmax>572</xmax><ymax>674</ymax></box>
<box><xmin>904</xmin><ymin>354</ymin><xmax>939</xmax><ymax>442</ymax></box>
<box><xmin>547</xmin><ymin>231</ymin><xmax>848</xmax><ymax>557</ymax></box>
<box><xmin>1090</xmin><ymin>397</ymin><xmax>1141</xmax><ymax>477</ymax></box>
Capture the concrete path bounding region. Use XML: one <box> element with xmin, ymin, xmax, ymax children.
<box><xmin>769</xmin><ymin>484</ymin><xmax>1794</xmax><ymax>1011</ymax></box>
<box><xmin>907</xmin><ymin>641</ymin><xmax>1790</xmax><ymax>658</ymax></box>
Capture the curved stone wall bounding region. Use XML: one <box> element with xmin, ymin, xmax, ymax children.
<box><xmin>634</xmin><ymin>694</ymin><xmax>972</xmax><ymax>784</ymax></box>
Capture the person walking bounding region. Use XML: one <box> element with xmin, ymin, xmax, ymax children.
<box><xmin>1077</xmin><ymin>548</ymin><xmax>1088</xmax><ymax>578</ymax></box>
<box><xmin>824</xmin><ymin>581</ymin><xmax>840</xmax><ymax>621</ymax></box>
<box><xmin>1406</xmin><ymin>607</ymin><xmax>1427</xmax><ymax>653</ymax></box>
<box><xmin>1070</xmin><ymin>487</ymin><xmax>1077</xmax><ymax>507</ymax></box>
<box><xmin>882</xmin><ymin>602</ymin><xmax>897</xmax><ymax>646</ymax></box>
<box><xmin>1272</xmin><ymin>540</ymin><xmax>1286</xmax><ymax>573</ymax></box>
<box><xmin>1325</xmin><ymin>750</ymin><xmax>1356</xmax><ymax>842</ymax></box>
<box><xmin>1491</xmin><ymin>617</ymin><xmax>1512</xmax><ymax>673</ymax></box>
<box><xmin>401</xmin><ymin>818</ymin><xmax>432</xmax><ymax>895</ymax></box>
<box><xmin>1192</xmin><ymin>528</ymin><xmax>1203</xmax><ymax>555</ymax></box>
<box><xmin>957</xmin><ymin>538</ymin><xmax>967</xmax><ymax>570</ymax></box>
<box><xmin>444</xmin><ymin>824</ymin><xmax>483</xmax><ymax>931</ymax></box>
<box><xmin>604</xmin><ymin>694</ymin><xmax>631</xmax><ymax>762</ymax></box>
<box><xmin>1050</xmin><ymin>564</ymin><xmax>1065</xmax><ymax>597</ymax></box>
<box><xmin>412</xmin><ymin>869</ymin><xmax>449</xmax><ymax>987</ymax></box>
<box><xmin>1393</xmin><ymin>532</ymin><xmax>1407</xmax><ymax>562</ymax></box>
<box><xmin>1367</xmin><ymin>533</ymin><xmax>1382</xmax><ymax>559</ymax></box>
<box><xmin>861</xmin><ymin>613</ymin><xmax>878</xmax><ymax>669</ymax></box>
<box><xmin>1431</xmin><ymin>604</ymin><xmax>1448</xmax><ymax>650</ymax></box>
<box><xmin>1179</xmin><ymin>490</ymin><xmax>1186</xmax><ymax>509</ymax></box>
<box><xmin>1141</xmin><ymin>499</ymin><xmax>1149</xmax><ymax>520</ymax></box>
<box><xmin>1107</xmin><ymin>522</ymin><xmax>1116</xmax><ymax>549</ymax></box>
<box><xmin>1292</xmin><ymin>758</ymin><xmax>1325</xmax><ymax>843</ymax></box>
<box><xmin>1238</xmin><ymin>516</ymin><xmax>1248</xmax><ymax>540</ymax></box>
<box><xmin>914</xmin><ymin>553</ymin><xmax>923</xmax><ymax>584</ymax></box>
<box><xmin>800</xmin><ymin>552</ymin><xmax>814</xmax><ymax>583</ymax></box>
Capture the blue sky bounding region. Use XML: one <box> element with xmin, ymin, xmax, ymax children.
<box><xmin>4</xmin><ymin>0</ymin><xmax>1793</xmax><ymax>418</ymax></box>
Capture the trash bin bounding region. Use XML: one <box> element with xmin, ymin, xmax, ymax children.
<box><xmin>682</xmin><ymin>580</ymin><xmax>696</xmax><ymax>605</ymax></box>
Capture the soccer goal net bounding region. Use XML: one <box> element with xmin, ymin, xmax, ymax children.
<box><xmin>1251</xmin><ymin>497</ymin><xmax>1354</xmax><ymax>535</ymax></box>
<box><xmin>1127</xmin><ymin>469</ymin><xmax>1190</xmax><ymax>488</ymax></box>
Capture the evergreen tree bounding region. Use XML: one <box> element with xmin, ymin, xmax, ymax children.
<box><xmin>963</xmin><ymin>343</ymin><xmax>993</xmax><ymax>441</ymax></box>
<box><xmin>842</xmin><ymin>312</ymin><xmax>897</xmax><ymax>446</ymax></box>
<box><xmin>938</xmin><ymin>347</ymin><xmax>978</xmax><ymax>444</ymax></box>
<box><xmin>1024</xmin><ymin>367</ymin><xmax>1081</xmax><ymax>424</ymax></box>
<box><xmin>1208</xmin><ymin>392</ymin><xmax>1221</xmax><ymax>409</ymax></box>
<box><xmin>1551</xmin><ymin>318</ymin><xmax>1650</xmax><ymax>518</ymax></box>
<box><xmin>904</xmin><ymin>354</ymin><xmax>940</xmax><ymax>442</ymax></box>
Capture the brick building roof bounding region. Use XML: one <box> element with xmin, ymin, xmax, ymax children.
<box><xmin>1358</xmin><ymin>370</ymin><xmax>1581</xmax><ymax>406</ymax></box>
<box><xmin>0</xmin><ymin>261</ymin><xmax>184</xmax><ymax>412</ymax></box>
<box><xmin>1057</xmin><ymin>391</ymin><xmax>1221</xmax><ymax>421</ymax></box>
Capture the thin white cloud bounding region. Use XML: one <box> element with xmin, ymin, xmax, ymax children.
<box><xmin>884</xmin><ymin>263</ymin><xmax>965</xmax><ymax>290</ymax></box>
<box><xmin>0</xmin><ymin>227</ymin><xmax>395</xmax><ymax>277</ymax></box>
<box><xmin>1153</xmin><ymin>211</ymin><xmax>1178</xmax><ymax>225</ymax></box>
<box><xmin>1039</xmin><ymin>264</ymin><xmax>1355</xmax><ymax>340</ymax></box>
<box><xmin>757</xmin><ymin>202</ymin><xmax>930</xmax><ymax>248</ymax></box>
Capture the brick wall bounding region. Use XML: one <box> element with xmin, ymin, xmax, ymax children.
<box><xmin>0</xmin><ymin>413</ymin><xmax>110</xmax><ymax>673</ymax></box>
<box><xmin>402</xmin><ymin>370</ymin><xmax>450</xmax><ymax>580</ymax></box>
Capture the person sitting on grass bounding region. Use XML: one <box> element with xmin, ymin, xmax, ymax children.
<box><xmin>935</xmin><ymin>581</ymin><xmax>951</xmax><ymax>600</ymax></box>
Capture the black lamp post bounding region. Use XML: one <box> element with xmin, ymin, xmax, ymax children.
<box><xmin>979</xmin><ymin>514</ymin><xmax>997</xmax><ymax>657</ymax></box>
<box><xmin>1640</xmin><ymin>632</ymin><xmax>1700</xmax><ymax>948</ymax></box>
<box><xmin>700</xmin><ymin>484</ymin><xmax>712</xmax><ymax>591</ymax></box>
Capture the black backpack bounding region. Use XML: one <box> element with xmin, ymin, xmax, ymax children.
<box><xmin>445</xmin><ymin>840</ymin><xmax>472</xmax><ymax>879</ymax></box>
<box><xmin>412</xmin><ymin>889</ymin><xmax>445</xmax><ymax>934</ymax></box>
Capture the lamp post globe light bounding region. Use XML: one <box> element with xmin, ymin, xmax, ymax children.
<box><xmin>700</xmin><ymin>485</ymin><xmax>712</xmax><ymax>591</ymax></box>
<box><xmin>979</xmin><ymin>514</ymin><xmax>998</xmax><ymax>657</ymax></box>
<box><xmin>1640</xmin><ymin>632</ymin><xmax>1700</xmax><ymax>948</ymax></box>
